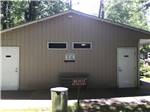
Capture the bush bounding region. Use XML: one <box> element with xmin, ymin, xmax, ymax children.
<box><xmin>139</xmin><ymin>59</ymin><xmax>145</xmax><ymax>67</ymax></box>
<box><xmin>144</xmin><ymin>72</ymin><xmax>150</xmax><ymax>78</ymax></box>
<box><xmin>140</xmin><ymin>64</ymin><xmax>150</xmax><ymax>78</ymax></box>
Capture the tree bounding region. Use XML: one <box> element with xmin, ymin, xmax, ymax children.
<box><xmin>24</xmin><ymin>1</ymin><xmax>41</xmax><ymax>22</ymax></box>
<box><xmin>140</xmin><ymin>44</ymin><xmax>150</xmax><ymax>58</ymax></box>
<box><xmin>0</xmin><ymin>0</ymin><xmax>69</xmax><ymax>30</ymax></box>
<box><xmin>105</xmin><ymin>0</ymin><xmax>149</xmax><ymax>31</ymax></box>
<box><xmin>11</xmin><ymin>1</ymin><xmax>26</xmax><ymax>26</ymax></box>
<box><xmin>98</xmin><ymin>0</ymin><xmax>105</xmax><ymax>19</ymax></box>
<box><xmin>1</xmin><ymin>1</ymin><xmax>14</xmax><ymax>29</ymax></box>
<box><xmin>40</xmin><ymin>0</ymin><xmax>70</xmax><ymax>18</ymax></box>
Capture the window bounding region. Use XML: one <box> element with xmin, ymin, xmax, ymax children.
<box><xmin>48</xmin><ymin>42</ymin><xmax>67</xmax><ymax>49</ymax></box>
<box><xmin>72</xmin><ymin>42</ymin><xmax>92</xmax><ymax>49</ymax></box>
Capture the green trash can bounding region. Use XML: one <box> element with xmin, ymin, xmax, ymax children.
<box><xmin>51</xmin><ymin>87</ymin><xmax>68</xmax><ymax>112</ymax></box>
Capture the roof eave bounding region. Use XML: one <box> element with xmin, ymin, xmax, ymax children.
<box><xmin>71</xmin><ymin>10</ymin><xmax>150</xmax><ymax>35</ymax></box>
<box><xmin>1</xmin><ymin>9</ymin><xmax>150</xmax><ymax>35</ymax></box>
<box><xmin>0</xmin><ymin>10</ymin><xmax>71</xmax><ymax>34</ymax></box>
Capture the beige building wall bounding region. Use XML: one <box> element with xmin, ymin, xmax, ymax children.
<box><xmin>1</xmin><ymin>12</ymin><xmax>150</xmax><ymax>90</ymax></box>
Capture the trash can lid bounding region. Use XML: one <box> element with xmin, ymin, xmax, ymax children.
<box><xmin>51</xmin><ymin>87</ymin><xmax>68</xmax><ymax>92</ymax></box>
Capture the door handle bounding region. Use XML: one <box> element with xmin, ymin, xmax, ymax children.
<box><xmin>118</xmin><ymin>66</ymin><xmax>122</xmax><ymax>72</ymax></box>
<box><xmin>15</xmin><ymin>68</ymin><xmax>18</xmax><ymax>72</ymax></box>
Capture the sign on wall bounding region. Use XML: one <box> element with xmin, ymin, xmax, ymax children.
<box><xmin>64</xmin><ymin>53</ymin><xmax>75</xmax><ymax>62</ymax></box>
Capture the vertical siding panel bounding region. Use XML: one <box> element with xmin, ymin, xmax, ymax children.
<box><xmin>41</xmin><ymin>21</ymin><xmax>47</xmax><ymax>88</ymax></box>
<box><xmin>41</xmin><ymin>20</ymin><xmax>49</xmax><ymax>88</ymax></box>
<box><xmin>44</xmin><ymin>20</ymin><xmax>48</xmax><ymax>83</ymax></box>
<box><xmin>50</xmin><ymin>18</ymin><xmax>57</xmax><ymax>86</ymax></box>
<box><xmin>3</xmin><ymin>33</ymin><xmax>7</xmax><ymax>46</ymax></box>
<box><xmin>62</xmin><ymin>16</ymin><xmax>68</xmax><ymax>72</ymax></box>
<box><xmin>32</xmin><ymin>23</ymin><xmax>38</xmax><ymax>88</ymax></box>
<box><xmin>100</xmin><ymin>22</ymin><xmax>105</xmax><ymax>86</ymax></box>
<box><xmin>48</xmin><ymin>18</ymin><xmax>53</xmax><ymax>85</ymax></box>
<box><xmin>40</xmin><ymin>22</ymin><xmax>45</xmax><ymax>88</ymax></box>
<box><xmin>5</xmin><ymin>33</ymin><xmax>10</xmax><ymax>46</ymax></box>
<box><xmin>94</xmin><ymin>21</ymin><xmax>100</xmax><ymax>86</ymax></box>
<box><xmin>103</xmin><ymin>23</ymin><xmax>109</xmax><ymax>86</ymax></box>
<box><xmin>38</xmin><ymin>22</ymin><xmax>43</xmax><ymax>88</ymax></box>
<box><xmin>57</xmin><ymin>17</ymin><xmax>61</xmax><ymax>76</ymax></box>
<box><xmin>12</xmin><ymin>31</ymin><xmax>16</xmax><ymax>46</ymax></box>
<box><xmin>10</xmin><ymin>31</ymin><xmax>14</xmax><ymax>46</ymax></box>
<box><xmin>50</xmin><ymin>19</ymin><xmax>55</xmax><ymax>86</ymax></box>
<box><xmin>50</xmin><ymin>19</ymin><xmax>56</xmax><ymax>86</ymax></box>
<box><xmin>89</xmin><ymin>19</ymin><xmax>97</xmax><ymax>85</ymax></box>
<box><xmin>97</xmin><ymin>21</ymin><xmax>102</xmax><ymax>86</ymax></box>
<box><xmin>21</xmin><ymin>27</ymin><xmax>27</xmax><ymax>89</ymax></box>
<box><xmin>113</xmin><ymin>26</ymin><xmax>119</xmax><ymax>87</ymax></box>
<box><xmin>26</xmin><ymin>26</ymin><xmax>32</xmax><ymax>89</ymax></box>
<box><xmin>109</xmin><ymin>26</ymin><xmax>116</xmax><ymax>87</ymax></box>
<box><xmin>1</xmin><ymin>33</ymin><xmax>5</xmax><ymax>46</ymax></box>
<box><xmin>20</xmin><ymin>28</ymin><xmax>24</xmax><ymax>89</ymax></box>
<box><xmin>107</xmin><ymin>24</ymin><xmax>112</xmax><ymax>86</ymax></box>
<box><xmin>113</xmin><ymin>26</ymin><xmax>118</xmax><ymax>87</ymax></box>
<box><xmin>27</xmin><ymin>25</ymin><xmax>33</xmax><ymax>88</ymax></box>
<box><xmin>36</xmin><ymin>23</ymin><xmax>42</xmax><ymax>87</ymax></box>
<box><xmin>19</xmin><ymin>28</ymin><xmax>23</xmax><ymax>89</ymax></box>
<box><xmin>14</xmin><ymin>30</ymin><xmax>18</xmax><ymax>46</ymax></box>
<box><xmin>70</xmin><ymin>14</ymin><xmax>77</xmax><ymax>72</ymax></box>
<box><xmin>46</xmin><ymin>19</ymin><xmax>51</xmax><ymax>86</ymax></box>
<box><xmin>41</xmin><ymin>21</ymin><xmax>46</xmax><ymax>87</ymax></box>
<box><xmin>15</xmin><ymin>30</ymin><xmax>19</xmax><ymax>46</ymax></box>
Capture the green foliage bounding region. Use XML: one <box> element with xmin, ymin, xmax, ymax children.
<box><xmin>105</xmin><ymin>0</ymin><xmax>149</xmax><ymax>31</ymax></box>
<box><xmin>140</xmin><ymin>64</ymin><xmax>150</xmax><ymax>77</ymax></box>
<box><xmin>0</xmin><ymin>0</ymin><xmax>69</xmax><ymax>30</ymax></box>
<box><xmin>140</xmin><ymin>44</ymin><xmax>150</xmax><ymax>54</ymax></box>
<box><xmin>68</xmin><ymin>103</ymin><xmax>84</xmax><ymax>112</ymax></box>
<box><xmin>24</xmin><ymin>1</ymin><xmax>41</xmax><ymax>22</ymax></box>
<box><xmin>1</xmin><ymin>1</ymin><xmax>14</xmax><ymax>29</ymax></box>
<box><xmin>139</xmin><ymin>44</ymin><xmax>150</xmax><ymax>78</ymax></box>
<box><xmin>68</xmin><ymin>105</ymin><xmax>77</xmax><ymax>112</ymax></box>
<box><xmin>39</xmin><ymin>0</ymin><xmax>69</xmax><ymax>18</ymax></box>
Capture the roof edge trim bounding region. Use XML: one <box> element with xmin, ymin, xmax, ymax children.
<box><xmin>1</xmin><ymin>9</ymin><xmax>150</xmax><ymax>35</ymax></box>
<box><xmin>0</xmin><ymin>10</ymin><xmax>71</xmax><ymax>33</ymax></box>
<box><xmin>71</xmin><ymin>10</ymin><xmax>150</xmax><ymax>35</ymax></box>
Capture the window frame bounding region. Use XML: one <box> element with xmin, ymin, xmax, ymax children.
<box><xmin>72</xmin><ymin>42</ymin><xmax>92</xmax><ymax>50</ymax></box>
<box><xmin>47</xmin><ymin>42</ymin><xmax>68</xmax><ymax>50</ymax></box>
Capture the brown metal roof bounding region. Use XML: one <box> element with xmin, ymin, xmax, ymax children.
<box><xmin>1</xmin><ymin>9</ymin><xmax>150</xmax><ymax>35</ymax></box>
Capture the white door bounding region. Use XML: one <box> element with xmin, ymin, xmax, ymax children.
<box><xmin>117</xmin><ymin>47</ymin><xmax>137</xmax><ymax>88</ymax></box>
<box><xmin>1</xmin><ymin>47</ymin><xmax>19</xmax><ymax>90</ymax></box>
